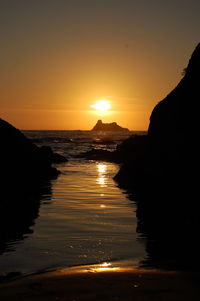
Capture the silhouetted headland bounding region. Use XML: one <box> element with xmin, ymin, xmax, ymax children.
<box><xmin>92</xmin><ymin>120</ymin><xmax>129</xmax><ymax>132</ymax></box>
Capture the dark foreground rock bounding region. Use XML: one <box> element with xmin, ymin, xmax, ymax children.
<box><xmin>0</xmin><ymin>119</ymin><xmax>60</xmax><ymax>258</ymax></box>
<box><xmin>113</xmin><ymin>43</ymin><xmax>200</xmax><ymax>203</ymax></box>
<box><xmin>0</xmin><ymin>119</ymin><xmax>67</xmax><ymax>197</ymax></box>
<box><xmin>147</xmin><ymin>43</ymin><xmax>200</xmax><ymax>186</ymax></box>
<box><xmin>114</xmin><ymin>43</ymin><xmax>200</xmax><ymax>270</ymax></box>
<box><xmin>115</xmin><ymin>43</ymin><xmax>200</xmax><ymax>191</ymax></box>
<box><xmin>92</xmin><ymin>120</ymin><xmax>129</xmax><ymax>132</ymax></box>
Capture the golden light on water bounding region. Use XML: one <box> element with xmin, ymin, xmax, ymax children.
<box><xmin>97</xmin><ymin>177</ymin><xmax>106</xmax><ymax>186</ymax></box>
<box><xmin>88</xmin><ymin>262</ymin><xmax>120</xmax><ymax>273</ymax></box>
<box><xmin>97</xmin><ymin>163</ymin><xmax>107</xmax><ymax>174</ymax></box>
<box><xmin>90</xmin><ymin>100</ymin><xmax>111</xmax><ymax>115</ymax></box>
<box><xmin>101</xmin><ymin>262</ymin><xmax>111</xmax><ymax>267</ymax></box>
<box><xmin>97</xmin><ymin>163</ymin><xmax>107</xmax><ymax>187</ymax></box>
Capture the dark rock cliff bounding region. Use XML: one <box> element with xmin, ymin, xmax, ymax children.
<box><xmin>147</xmin><ymin>43</ymin><xmax>200</xmax><ymax>182</ymax></box>
<box><xmin>114</xmin><ymin>43</ymin><xmax>200</xmax><ymax>191</ymax></box>
<box><xmin>119</xmin><ymin>43</ymin><xmax>200</xmax><ymax>270</ymax></box>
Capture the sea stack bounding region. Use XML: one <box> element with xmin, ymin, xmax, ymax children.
<box><xmin>92</xmin><ymin>120</ymin><xmax>129</xmax><ymax>132</ymax></box>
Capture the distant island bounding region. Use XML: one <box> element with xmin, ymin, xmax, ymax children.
<box><xmin>91</xmin><ymin>120</ymin><xmax>129</xmax><ymax>132</ymax></box>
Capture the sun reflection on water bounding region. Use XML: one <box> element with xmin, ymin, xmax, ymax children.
<box><xmin>96</xmin><ymin>163</ymin><xmax>107</xmax><ymax>187</ymax></box>
<box><xmin>88</xmin><ymin>262</ymin><xmax>120</xmax><ymax>273</ymax></box>
<box><xmin>97</xmin><ymin>164</ymin><xmax>107</xmax><ymax>174</ymax></box>
<box><xmin>97</xmin><ymin>177</ymin><xmax>106</xmax><ymax>186</ymax></box>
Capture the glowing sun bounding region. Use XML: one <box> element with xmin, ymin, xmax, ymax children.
<box><xmin>90</xmin><ymin>100</ymin><xmax>111</xmax><ymax>114</ymax></box>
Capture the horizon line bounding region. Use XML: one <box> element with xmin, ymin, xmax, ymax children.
<box><xmin>21</xmin><ymin>128</ymin><xmax>147</xmax><ymax>132</ymax></box>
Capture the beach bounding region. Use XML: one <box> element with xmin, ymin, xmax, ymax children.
<box><xmin>1</xmin><ymin>263</ymin><xmax>200</xmax><ymax>300</ymax></box>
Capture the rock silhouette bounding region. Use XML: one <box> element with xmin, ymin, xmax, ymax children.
<box><xmin>77</xmin><ymin>134</ymin><xmax>147</xmax><ymax>168</ymax></box>
<box><xmin>119</xmin><ymin>43</ymin><xmax>200</xmax><ymax>270</ymax></box>
<box><xmin>92</xmin><ymin>120</ymin><xmax>129</xmax><ymax>132</ymax></box>
<box><xmin>0</xmin><ymin>118</ymin><xmax>67</xmax><ymax>190</ymax></box>
<box><xmin>147</xmin><ymin>43</ymin><xmax>200</xmax><ymax>186</ymax></box>
<box><xmin>0</xmin><ymin>119</ymin><xmax>57</xmax><ymax>265</ymax></box>
<box><xmin>114</xmin><ymin>43</ymin><xmax>200</xmax><ymax>191</ymax></box>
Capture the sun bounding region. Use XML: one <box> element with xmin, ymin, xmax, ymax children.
<box><xmin>90</xmin><ymin>100</ymin><xmax>111</xmax><ymax>114</ymax></box>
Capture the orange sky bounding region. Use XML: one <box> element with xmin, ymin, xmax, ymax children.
<box><xmin>0</xmin><ymin>1</ymin><xmax>200</xmax><ymax>130</ymax></box>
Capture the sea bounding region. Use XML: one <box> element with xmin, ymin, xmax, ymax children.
<box><xmin>0</xmin><ymin>130</ymin><xmax>147</xmax><ymax>280</ymax></box>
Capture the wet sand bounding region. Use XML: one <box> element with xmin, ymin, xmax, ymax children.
<box><xmin>1</xmin><ymin>263</ymin><xmax>200</xmax><ymax>300</ymax></box>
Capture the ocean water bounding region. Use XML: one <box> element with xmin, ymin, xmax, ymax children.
<box><xmin>0</xmin><ymin>130</ymin><xmax>147</xmax><ymax>278</ymax></box>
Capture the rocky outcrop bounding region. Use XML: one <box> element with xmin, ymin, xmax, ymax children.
<box><xmin>77</xmin><ymin>134</ymin><xmax>147</xmax><ymax>166</ymax></box>
<box><xmin>91</xmin><ymin>120</ymin><xmax>129</xmax><ymax>132</ymax></box>
<box><xmin>0</xmin><ymin>119</ymin><xmax>67</xmax><ymax>263</ymax></box>
<box><xmin>114</xmin><ymin>43</ymin><xmax>200</xmax><ymax>190</ymax></box>
<box><xmin>147</xmin><ymin>43</ymin><xmax>200</xmax><ymax>183</ymax></box>
<box><xmin>0</xmin><ymin>119</ymin><xmax>67</xmax><ymax>198</ymax></box>
<box><xmin>76</xmin><ymin>149</ymin><xmax>114</xmax><ymax>161</ymax></box>
<box><xmin>114</xmin><ymin>44</ymin><xmax>200</xmax><ymax>270</ymax></box>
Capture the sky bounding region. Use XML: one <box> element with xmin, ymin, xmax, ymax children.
<box><xmin>0</xmin><ymin>0</ymin><xmax>200</xmax><ymax>130</ymax></box>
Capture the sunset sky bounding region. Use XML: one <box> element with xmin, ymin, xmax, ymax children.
<box><xmin>0</xmin><ymin>0</ymin><xmax>200</xmax><ymax>130</ymax></box>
